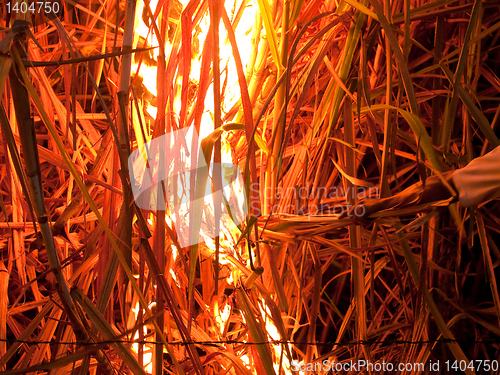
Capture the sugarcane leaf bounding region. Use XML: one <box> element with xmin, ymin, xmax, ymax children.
<box><xmin>0</xmin><ymin>345</ymin><xmax>107</xmax><ymax>375</ymax></box>
<box><xmin>0</xmin><ymin>56</ymin><xmax>11</xmax><ymax>100</ymax></box>
<box><xmin>343</xmin><ymin>0</ymin><xmax>378</xmax><ymax>20</ymax></box>
<box><xmin>356</xmin><ymin>104</ymin><xmax>442</xmax><ymax>173</ymax></box>
<box><xmin>71</xmin><ymin>288</ymin><xmax>147</xmax><ymax>375</ymax></box>
<box><xmin>235</xmin><ymin>288</ymin><xmax>277</xmax><ymax>375</ymax></box>
<box><xmin>331</xmin><ymin>158</ymin><xmax>374</xmax><ymax>187</ymax></box>
<box><xmin>456</xmin><ymin>85</ymin><xmax>499</xmax><ymax>147</ymax></box>
<box><xmin>255</xmin><ymin>0</ymin><xmax>284</xmax><ymax>71</ymax></box>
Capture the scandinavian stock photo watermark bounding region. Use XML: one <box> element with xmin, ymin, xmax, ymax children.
<box><xmin>248</xmin><ymin>184</ymin><xmax>379</xmax><ymax>217</ymax></box>
<box><xmin>128</xmin><ymin>126</ymin><xmax>377</xmax><ymax>247</ymax></box>
<box><xmin>291</xmin><ymin>358</ymin><xmax>499</xmax><ymax>373</ymax></box>
<box><xmin>128</xmin><ymin>126</ymin><xmax>247</xmax><ymax>247</ymax></box>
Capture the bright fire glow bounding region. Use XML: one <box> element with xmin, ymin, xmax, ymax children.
<box><xmin>260</xmin><ymin>302</ymin><xmax>293</xmax><ymax>375</ymax></box>
<box><xmin>240</xmin><ymin>354</ymin><xmax>251</xmax><ymax>370</ymax></box>
<box><xmin>165</xmin><ymin>214</ymin><xmax>172</xmax><ymax>229</ymax></box>
<box><xmin>169</xmin><ymin>245</ymin><xmax>180</xmax><ymax>286</ymax></box>
<box><xmin>131</xmin><ymin>302</ymin><xmax>154</xmax><ymax>374</ymax></box>
<box><xmin>132</xmin><ymin>0</ymin><xmax>250</xmax><ymax>255</ymax></box>
<box><xmin>171</xmin><ymin>244</ymin><xmax>178</xmax><ymax>260</ymax></box>
<box><xmin>215</xmin><ymin>301</ymin><xmax>231</xmax><ymax>334</ymax></box>
<box><xmin>129</xmin><ymin>0</ymin><xmax>293</xmax><ymax>373</ymax></box>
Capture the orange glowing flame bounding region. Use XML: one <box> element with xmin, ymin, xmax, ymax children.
<box><xmin>129</xmin><ymin>0</ymin><xmax>295</xmax><ymax>373</ymax></box>
<box><xmin>131</xmin><ymin>302</ymin><xmax>154</xmax><ymax>374</ymax></box>
<box><xmin>260</xmin><ymin>302</ymin><xmax>293</xmax><ymax>375</ymax></box>
<box><xmin>132</xmin><ymin>0</ymin><xmax>252</xmax><ymax>254</ymax></box>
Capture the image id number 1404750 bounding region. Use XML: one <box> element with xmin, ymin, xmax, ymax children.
<box><xmin>6</xmin><ymin>1</ymin><xmax>60</xmax><ymax>15</ymax></box>
<box><xmin>444</xmin><ymin>360</ymin><xmax>498</xmax><ymax>372</ymax></box>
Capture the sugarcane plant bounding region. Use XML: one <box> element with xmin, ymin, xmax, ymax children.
<box><xmin>1</xmin><ymin>0</ymin><xmax>500</xmax><ymax>374</ymax></box>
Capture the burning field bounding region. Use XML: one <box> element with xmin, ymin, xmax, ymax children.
<box><xmin>1</xmin><ymin>0</ymin><xmax>500</xmax><ymax>374</ymax></box>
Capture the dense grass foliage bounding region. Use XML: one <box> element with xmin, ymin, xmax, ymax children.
<box><xmin>1</xmin><ymin>0</ymin><xmax>500</xmax><ymax>374</ymax></box>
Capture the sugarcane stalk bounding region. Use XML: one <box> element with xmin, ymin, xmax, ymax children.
<box><xmin>116</xmin><ymin>0</ymin><xmax>135</xmax><ymax>295</ymax></box>
<box><xmin>8</xmin><ymin>35</ymin><xmax>114</xmax><ymax>375</ymax></box>
<box><xmin>344</xmin><ymin>98</ymin><xmax>368</xmax><ymax>362</ymax></box>
<box><xmin>263</xmin><ymin>0</ymin><xmax>290</xmax><ymax>313</ymax></box>
<box><xmin>0</xmin><ymin>261</ymin><xmax>8</xmax><ymax>362</ymax></box>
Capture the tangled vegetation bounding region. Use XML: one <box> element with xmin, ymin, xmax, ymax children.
<box><xmin>1</xmin><ymin>0</ymin><xmax>500</xmax><ymax>374</ymax></box>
